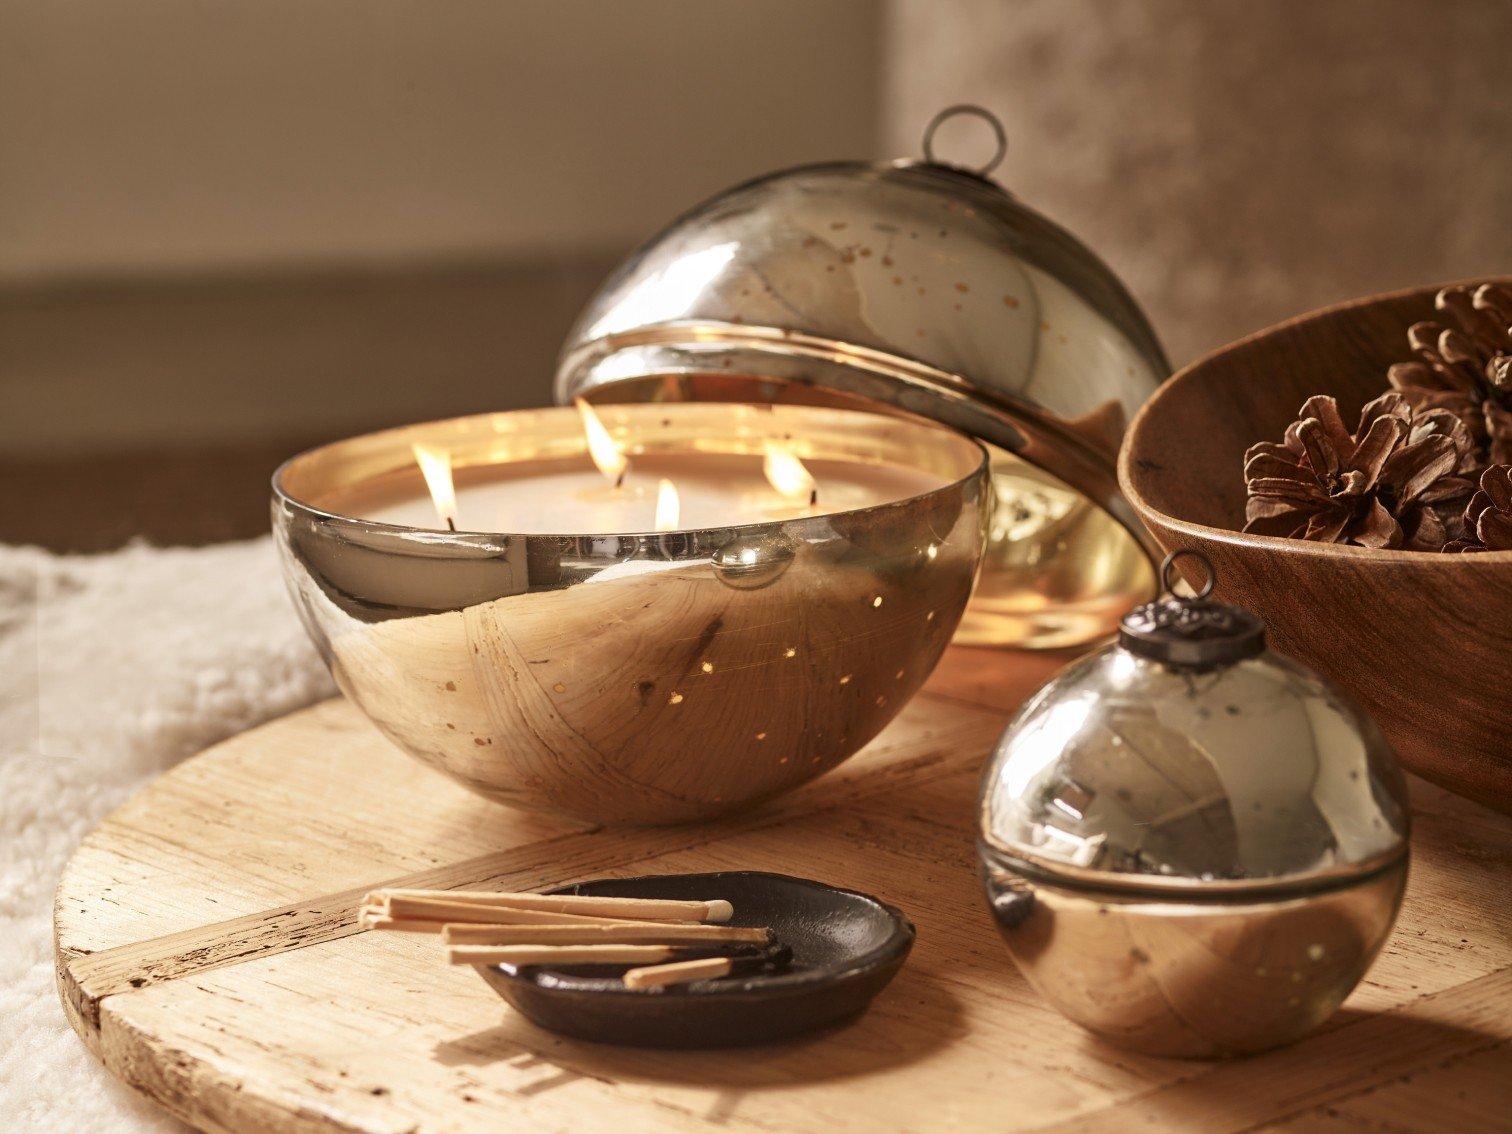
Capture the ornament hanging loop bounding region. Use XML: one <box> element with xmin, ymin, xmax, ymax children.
<box><xmin>922</xmin><ymin>104</ymin><xmax>1008</xmax><ymax>176</ymax></box>
<box><xmin>1120</xmin><ymin>549</ymin><xmax>1263</xmax><ymax>667</ymax></box>
<box><xmin>1161</xmin><ymin>549</ymin><xmax>1216</xmax><ymax>601</ymax></box>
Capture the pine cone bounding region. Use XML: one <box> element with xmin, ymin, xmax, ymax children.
<box><xmin>1388</xmin><ymin>282</ymin><xmax>1512</xmax><ymax>466</ymax></box>
<box><xmin>1445</xmin><ymin>465</ymin><xmax>1512</xmax><ymax>553</ymax></box>
<box><xmin>1244</xmin><ymin>392</ymin><xmax>1475</xmax><ymax>549</ymax></box>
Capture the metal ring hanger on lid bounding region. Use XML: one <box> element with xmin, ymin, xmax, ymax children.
<box><xmin>920</xmin><ymin>104</ymin><xmax>1009</xmax><ymax>176</ymax></box>
<box><xmin>1117</xmin><ymin>550</ymin><xmax>1267</xmax><ymax>668</ymax></box>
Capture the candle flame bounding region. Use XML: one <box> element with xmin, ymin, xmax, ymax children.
<box><xmin>763</xmin><ymin>440</ymin><xmax>817</xmax><ymax>500</ymax></box>
<box><xmin>411</xmin><ymin>443</ymin><xmax>458</xmax><ymax>530</ymax></box>
<box><xmin>654</xmin><ymin>478</ymin><xmax>680</xmax><ymax>531</ymax></box>
<box><xmin>575</xmin><ymin>398</ymin><xmax>628</xmax><ymax>485</ymax></box>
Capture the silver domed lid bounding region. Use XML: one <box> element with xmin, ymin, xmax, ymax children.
<box><xmin>979</xmin><ymin>554</ymin><xmax>1411</xmax><ymax>895</ymax></box>
<box><xmin>555</xmin><ymin>106</ymin><xmax>1169</xmax><ymax>550</ymax></box>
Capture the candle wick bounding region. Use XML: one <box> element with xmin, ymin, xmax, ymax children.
<box><xmin>614</xmin><ymin>470</ymin><xmax>626</xmax><ymax>490</ymax></box>
<box><xmin>808</xmin><ymin>489</ymin><xmax>818</xmax><ymax>507</ymax></box>
<box><xmin>446</xmin><ymin>517</ymin><xmax>457</xmax><ymax>532</ymax></box>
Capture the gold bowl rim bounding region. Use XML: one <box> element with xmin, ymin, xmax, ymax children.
<box><xmin>273</xmin><ymin>402</ymin><xmax>989</xmax><ymax>545</ymax></box>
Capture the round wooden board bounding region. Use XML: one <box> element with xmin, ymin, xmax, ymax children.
<box><xmin>55</xmin><ymin>647</ymin><xmax>1512</xmax><ymax>1134</ymax></box>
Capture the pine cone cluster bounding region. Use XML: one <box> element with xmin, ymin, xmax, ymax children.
<box><xmin>1243</xmin><ymin>281</ymin><xmax>1512</xmax><ymax>554</ymax></box>
<box><xmin>1445</xmin><ymin>465</ymin><xmax>1512</xmax><ymax>553</ymax></box>
<box><xmin>1388</xmin><ymin>283</ymin><xmax>1512</xmax><ymax>466</ymax></box>
<box><xmin>1244</xmin><ymin>393</ymin><xmax>1475</xmax><ymax>549</ymax></box>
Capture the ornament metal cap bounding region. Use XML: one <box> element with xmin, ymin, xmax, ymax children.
<box><xmin>1118</xmin><ymin>550</ymin><xmax>1265</xmax><ymax>668</ymax></box>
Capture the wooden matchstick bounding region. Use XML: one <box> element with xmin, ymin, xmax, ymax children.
<box><xmin>440</xmin><ymin>922</ymin><xmax>771</xmax><ymax>947</ymax></box>
<box><xmin>383</xmin><ymin>896</ymin><xmax>704</xmax><ymax>927</ymax></box>
<box><xmin>362</xmin><ymin>916</ymin><xmax>453</xmax><ymax>934</ymax></box>
<box><xmin>371</xmin><ymin>890</ymin><xmax>733</xmax><ymax>924</ymax></box>
<box><xmin>367</xmin><ymin>896</ymin><xmax>673</xmax><ymax>928</ymax></box>
<box><xmin>364</xmin><ymin>889</ymin><xmax>521</xmax><ymax>907</ymax></box>
<box><xmin>622</xmin><ymin>955</ymin><xmax>737</xmax><ymax>990</ymax></box>
<box><xmin>446</xmin><ymin>943</ymin><xmax>701</xmax><ymax>967</ymax></box>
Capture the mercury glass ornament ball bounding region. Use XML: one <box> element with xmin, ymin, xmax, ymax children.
<box><xmin>977</xmin><ymin>552</ymin><xmax>1411</xmax><ymax>1057</ymax></box>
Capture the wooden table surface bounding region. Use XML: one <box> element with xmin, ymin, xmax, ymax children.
<box><xmin>54</xmin><ymin>647</ymin><xmax>1512</xmax><ymax>1133</ymax></box>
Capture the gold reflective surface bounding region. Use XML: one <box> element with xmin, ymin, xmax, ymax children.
<box><xmin>981</xmin><ymin>856</ymin><xmax>1406</xmax><ymax>1058</ymax></box>
<box><xmin>274</xmin><ymin>403</ymin><xmax>988</xmax><ymax>825</ymax></box>
<box><xmin>959</xmin><ymin>447</ymin><xmax>1154</xmax><ymax>649</ymax></box>
<box><xmin>572</xmin><ymin>374</ymin><xmax>1156</xmax><ymax>650</ymax></box>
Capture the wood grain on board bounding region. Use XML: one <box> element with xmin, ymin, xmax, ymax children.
<box><xmin>54</xmin><ymin>647</ymin><xmax>1512</xmax><ymax>1133</ymax></box>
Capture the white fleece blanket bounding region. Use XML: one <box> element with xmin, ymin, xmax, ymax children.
<box><xmin>0</xmin><ymin>539</ymin><xmax>334</xmax><ymax>1133</ymax></box>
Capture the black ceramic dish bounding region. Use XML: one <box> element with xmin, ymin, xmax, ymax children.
<box><xmin>475</xmin><ymin>872</ymin><xmax>914</xmax><ymax>1047</ymax></box>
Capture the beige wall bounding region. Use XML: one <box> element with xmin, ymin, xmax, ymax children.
<box><xmin>0</xmin><ymin>0</ymin><xmax>881</xmax><ymax>456</ymax></box>
<box><xmin>884</xmin><ymin>0</ymin><xmax>1512</xmax><ymax>365</ymax></box>
<box><xmin>0</xmin><ymin>0</ymin><xmax>881</xmax><ymax>284</ymax></box>
<box><xmin>11</xmin><ymin>0</ymin><xmax>1509</xmax><ymax>456</ymax></box>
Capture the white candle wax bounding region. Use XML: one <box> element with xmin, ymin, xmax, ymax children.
<box><xmin>323</xmin><ymin>452</ymin><xmax>946</xmax><ymax>534</ymax></box>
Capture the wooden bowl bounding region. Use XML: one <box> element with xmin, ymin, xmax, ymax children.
<box><xmin>1119</xmin><ymin>281</ymin><xmax>1512</xmax><ymax>814</ymax></box>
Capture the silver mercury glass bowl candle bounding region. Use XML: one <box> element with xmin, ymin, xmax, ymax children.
<box><xmin>977</xmin><ymin>551</ymin><xmax>1410</xmax><ymax>1058</ymax></box>
<box><xmin>274</xmin><ymin>402</ymin><xmax>988</xmax><ymax>825</ymax></box>
<box><xmin>555</xmin><ymin>105</ymin><xmax>1170</xmax><ymax>650</ymax></box>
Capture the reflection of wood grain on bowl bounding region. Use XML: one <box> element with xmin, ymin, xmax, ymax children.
<box><xmin>1004</xmin><ymin>865</ymin><xmax>1406</xmax><ymax>1058</ymax></box>
<box><xmin>329</xmin><ymin>568</ymin><xmax>715</xmax><ymax>819</ymax></box>
<box><xmin>328</xmin><ymin>540</ymin><xmax>972</xmax><ymax>823</ymax></box>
